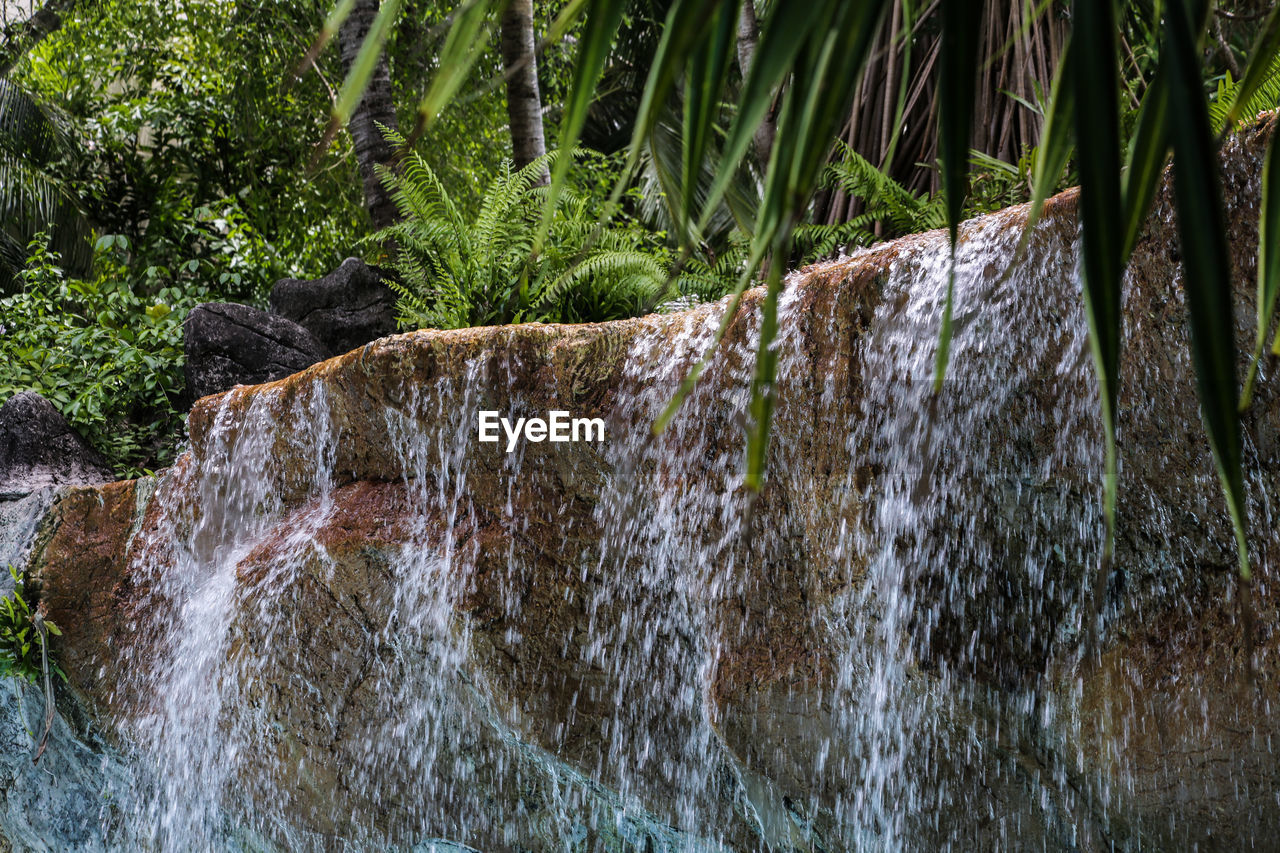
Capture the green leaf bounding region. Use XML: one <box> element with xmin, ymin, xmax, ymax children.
<box><xmin>1120</xmin><ymin>65</ymin><xmax>1170</xmax><ymax>261</ymax></box>
<box><xmin>1021</xmin><ymin>35</ymin><xmax>1075</xmax><ymax>243</ymax></box>
<box><xmin>1241</xmin><ymin>127</ymin><xmax>1280</xmax><ymax>410</ymax></box>
<box><xmin>330</xmin><ymin>0</ymin><xmax>405</xmax><ymax>144</ymax></box>
<box><xmin>1069</xmin><ymin>0</ymin><xmax>1128</xmax><ymax>650</ymax></box>
<box><xmin>650</xmin><ymin>0</ymin><xmax>888</xmax><ymax>443</ymax></box>
<box><xmin>1073</xmin><ymin>0</ymin><xmax>1124</xmax><ymax>445</ymax></box>
<box><xmin>744</xmin><ymin>242</ymin><xmax>786</xmax><ymax>492</ymax></box>
<box><xmin>938</xmin><ymin>0</ymin><xmax>982</xmax><ymax>248</ymax></box>
<box><xmin>1222</xmin><ymin>4</ymin><xmax>1280</xmax><ymax>132</ymax></box>
<box><xmin>301</xmin><ymin>0</ymin><xmax>359</xmax><ymax>75</ymax></box>
<box><xmin>700</xmin><ymin>1</ymin><xmax>833</xmax><ymax>236</ymax></box>
<box><xmin>1165</xmin><ymin>0</ymin><xmax>1250</xmax><ymax>587</ymax></box>
<box><xmin>539</xmin><ymin>0</ymin><xmax>629</xmax><ymax>249</ymax></box>
<box><xmin>630</xmin><ymin>0</ymin><xmax>727</xmax><ymax>177</ymax></box>
<box><xmin>932</xmin><ymin>0</ymin><xmax>984</xmax><ymax>390</ymax></box>
<box><xmin>544</xmin><ymin>0</ymin><xmax>589</xmax><ymax>45</ymax></box>
<box><xmin>741</xmin><ymin>0</ymin><xmax>889</xmax><ymax>488</ymax></box>
<box><xmin>411</xmin><ymin>0</ymin><xmax>493</xmax><ymax>135</ymax></box>
<box><xmin>652</xmin><ymin>241</ymin><xmax>769</xmax><ymax>435</ymax></box>
<box><xmin>681</xmin><ymin>2</ymin><xmax>738</xmax><ymax>235</ymax></box>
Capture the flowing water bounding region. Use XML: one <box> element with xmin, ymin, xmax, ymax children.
<box><xmin>67</xmin><ymin>199</ymin><xmax>1270</xmax><ymax>850</ymax></box>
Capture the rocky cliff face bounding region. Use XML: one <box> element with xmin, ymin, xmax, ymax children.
<box><xmin>4</xmin><ymin>117</ymin><xmax>1279</xmax><ymax>851</ymax></box>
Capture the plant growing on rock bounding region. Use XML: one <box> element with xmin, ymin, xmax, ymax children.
<box><xmin>334</xmin><ymin>0</ymin><xmax>1280</xmax><ymax>664</ymax></box>
<box><xmin>0</xmin><ymin>566</ymin><xmax>63</xmax><ymax>687</ymax></box>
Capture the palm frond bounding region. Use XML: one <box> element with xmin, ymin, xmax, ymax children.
<box><xmin>0</xmin><ymin>77</ymin><xmax>90</xmax><ymax>290</ymax></box>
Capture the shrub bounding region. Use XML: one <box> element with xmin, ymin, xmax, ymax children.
<box><xmin>0</xmin><ymin>234</ymin><xmax>198</xmax><ymax>477</ymax></box>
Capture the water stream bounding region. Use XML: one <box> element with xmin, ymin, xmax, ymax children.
<box><xmin>46</xmin><ymin>198</ymin><xmax>1270</xmax><ymax>850</ymax></box>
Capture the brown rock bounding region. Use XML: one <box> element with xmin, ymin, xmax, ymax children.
<box><xmin>15</xmin><ymin>115</ymin><xmax>1280</xmax><ymax>850</ymax></box>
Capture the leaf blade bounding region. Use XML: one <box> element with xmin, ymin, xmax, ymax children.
<box><xmin>933</xmin><ymin>0</ymin><xmax>984</xmax><ymax>389</ymax></box>
<box><xmin>1241</xmin><ymin>124</ymin><xmax>1280</xmax><ymax>409</ymax></box>
<box><xmin>1166</xmin><ymin>0</ymin><xmax>1251</xmax><ymax>587</ymax></box>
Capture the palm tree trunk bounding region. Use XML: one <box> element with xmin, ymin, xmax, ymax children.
<box><xmin>736</xmin><ymin>0</ymin><xmax>774</xmax><ymax>167</ymax></box>
<box><xmin>499</xmin><ymin>0</ymin><xmax>548</xmax><ymax>183</ymax></box>
<box><xmin>338</xmin><ymin>0</ymin><xmax>400</xmax><ymax>230</ymax></box>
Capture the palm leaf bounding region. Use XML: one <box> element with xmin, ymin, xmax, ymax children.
<box><xmin>699</xmin><ymin>1</ymin><xmax>832</xmax><ymax>240</ymax></box>
<box><xmin>1240</xmin><ymin>126</ymin><xmax>1280</xmax><ymax>410</ymax></box>
<box><xmin>1072</xmin><ymin>0</ymin><xmax>1125</xmax><ymax>644</ymax></box>
<box><xmin>1165</xmin><ymin>0</ymin><xmax>1252</xmax><ymax>636</ymax></box>
<box><xmin>1119</xmin><ymin>64</ymin><xmax>1170</xmax><ymax>261</ymax></box>
<box><xmin>680</xmin><ymin>1</ymin><xmax>738</xmax><ymax>236</ymax></box>
<box><xmin>0</xmin><ymin>78</ymin><xmax>90</xmax><ymax>289</ymax></box>
<box><xmin>412</xmin><ymin>0</ymin><xmax>498</xmax><ymax>137</ymax></box>
<box><xmin>330</xmin><ymin>0</ymin><xmax>404</xmax><ymax>133</ymax></box>
<box><xmin>933</xmin><ymin>0</ymin><xmax>984</xmax><ymax>391</ymax></box>
<box><xmin>297</xmin><ymin>0</ymin><xmax>358</xmax><ymax>77</ymax></box>
<box><xmin>742</xmin><ymin>0</ymin><xmax>890</xmax><ymax>490</ymax></box>
<box><xmin>537</xmin><ymin>0</ymin><xmax>629</xmax><ymax>252</ymax></box>
<box><xmin>1021</xmin><ymin>34</ymin><xmax>1074</xmax><ymax>245</ymax></box>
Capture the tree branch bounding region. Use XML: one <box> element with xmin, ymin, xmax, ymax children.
<box><xmin>0</xmin><ymin>0</ymin><xmax>78</xmax><ymax>77</ymax></box>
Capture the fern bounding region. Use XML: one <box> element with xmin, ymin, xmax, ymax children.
<box><xmin>676</xmin><ymin>238</ymin><xmax>752</xmax><ymax>303</ymax></box>
<box><xmin>374</xmin><ymin>128</ymin><xmax>702</xmax><ymax>328</ymax></box>
<box><xmin>822</xmin><ymin>143</ymin><xmax>947</xmax><ymax>240</ymax></box>
<box><xmin>1211</xmin><ymin>55</ymin><xmax>1280</xmax><ymax>133</ymax></box>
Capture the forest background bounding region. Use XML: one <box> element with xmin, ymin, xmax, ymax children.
<box><xmin>0</xmin><ymin>0</ymin><xmax>1272</xmax><ymax>482</ymax></box>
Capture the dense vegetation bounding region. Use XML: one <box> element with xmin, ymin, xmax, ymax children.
<box><xmin>0</xmin><ymin>0</ymin><xmax>1277</xmax><ymax>615</ymax></box>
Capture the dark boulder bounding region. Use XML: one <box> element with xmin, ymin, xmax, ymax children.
<box><xmin>183</xmin><ymin>302</ymin><xmax>327</xmax><ymax>401</ymax></box>
<box><xmin>269</xmin><ymin>257</ymin><xmax>398</xmax><ymax>356</ymax></box>
<box><xmin>0</xmin><ymin>391</ymin><xmax>113</xmax><ymax>497</ymax></box>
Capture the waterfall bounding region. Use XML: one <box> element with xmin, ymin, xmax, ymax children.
<box><xmin>23</xmin><ymin>157</ymin><xmax>1273</xmax><ymax>850</ymax></box>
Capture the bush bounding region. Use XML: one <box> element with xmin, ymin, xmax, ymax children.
<box><xmin>0</xmin><ymin>234</ymin><xmax>198</xmax><ymax>477</ymax></box>
<box><xmin>0</xmin><ymin>566</ymin><xmax>63</xmax><ymax>687</ymax></box>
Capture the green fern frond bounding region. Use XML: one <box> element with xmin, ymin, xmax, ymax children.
<box><xmin>822</xmin><ymin>142</ymin><xmax>947</xmax><ymax>243</ymax></box>
<box><xmin>372</xmin><ymin>129</ymin><xmax>685</xmax><ymax>328</ymax></box>
<box><xmin>1211</xmin><ymin>55</ymin><xmax>1280</xmax><ymax>133</ymax></box>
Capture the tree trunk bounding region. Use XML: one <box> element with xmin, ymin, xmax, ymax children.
<box><xmin>736</xmin><ymin>0</ymin><xmax>774</xmax><ymax>168</ymax></box>
<box><xmin>499</xmin><ymin>0</ymin><xmax>548</xmax><ymax>183</ymax></box>
<box><xmin>0</xmin><ymin>0</ymin><xmax>78</xmax><ymax>76</ymax></box>
<box><xmin>338</xmin><ymin>0</ymin><xmax>400</xmax><ymax>231</ymax></box>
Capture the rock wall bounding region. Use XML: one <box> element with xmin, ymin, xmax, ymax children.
<box><xmin>3</xmin><ymin>116</ymin><xmax>1279</xmax><ymax>851</ymax></box>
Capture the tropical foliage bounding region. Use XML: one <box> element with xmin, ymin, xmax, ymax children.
<box><xmin>0</xmin><ymin>77</ymin><xmax>88</xmax><ymax>289</ymax></box>
<box><xmin>0</xmin><ymin>234</ymin><xmax>196</xmax><ymax>477</ymax></box>
<box><xmin>0</xmin><ymin>566</ymin><xmax>63</xmax><ymax>687</ymax></box>
<box><xmin>324</xmin><ymin>0</ymin><xmax>1280</xmax><ymax>652</ymax></box>
<box><xmin>0</xmin><ymin>0</ymin><xmax>1277</xmax><ymax>645</ymax></box>
<box><xmin>376</xmin><ymin>135</ymin><xmax>737</xmax><ymax>327</ymax></box>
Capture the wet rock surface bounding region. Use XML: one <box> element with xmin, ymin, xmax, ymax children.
<box><xmin>269</xmin><ymin>257</ymin><xmax>398</xmax><ymax>356</ymax></box>
<box><xmin>0</xmin><ymin>686</ymin><xmax>132</xmax><ymax>853</ymax></box>
<box><xmin>3</xmin><ymin>117</ymin><xmax>1279</xmax><ymax>850</ymax></box>
<box><xmin>183</xmin><ymin>302</ymin><xmax>327</xmax><ymax>401</ymax></box>
<box><xmin>0</xmin><ymin>392</ymin><xmax>112</xmax><ymax>498</ymax></box>
<box><xmin>0</xmin><ymin>392</ymin><xmax>114</xmax><ymax>587</ymax></box>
